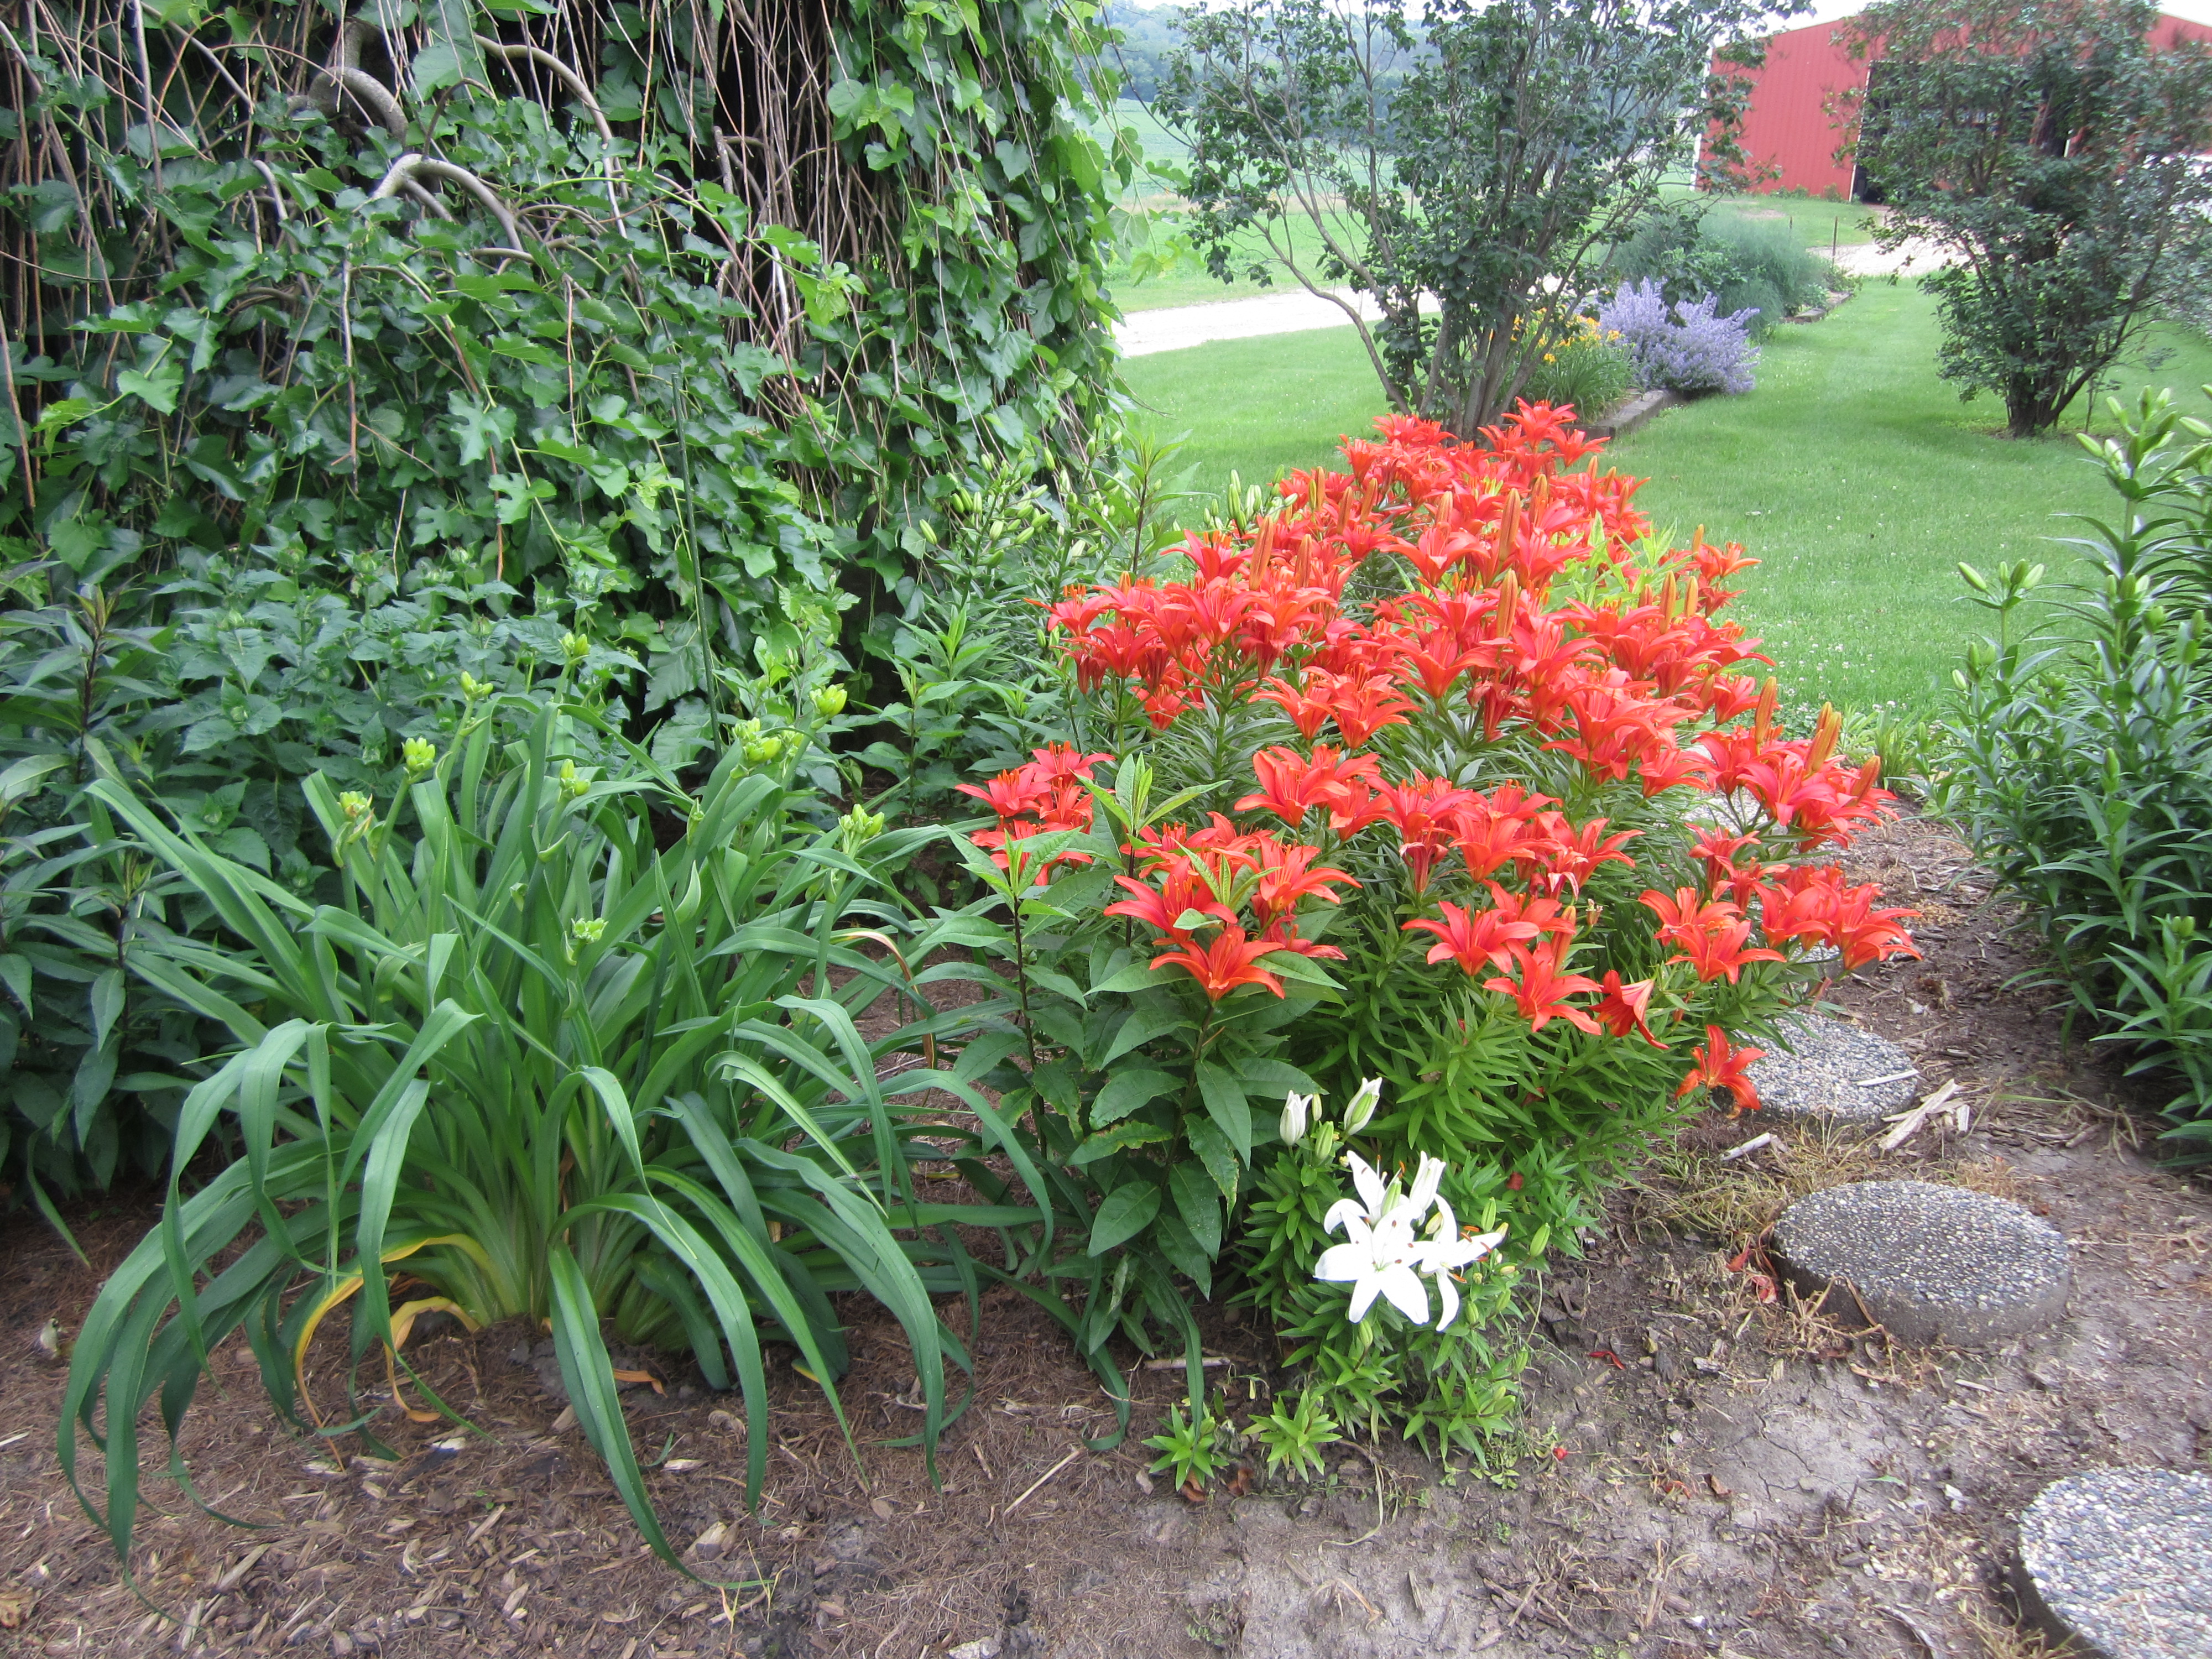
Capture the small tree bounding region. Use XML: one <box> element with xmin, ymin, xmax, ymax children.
<box><xmin>1843</xmin><ymin>0</ymin><xmax>2212</xmax><ymax>437</ymax></box>
<box><xmin>1157</xmin><ymin>0</ymin><xmax>1785</xmax><ymax>434</ymax></box>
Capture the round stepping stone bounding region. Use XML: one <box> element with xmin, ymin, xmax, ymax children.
<box><xmin>2017</xmin><ymin>1468</ymin><xmax>2212</xmax><ymax>1658</ymax></box>
<box><xmin>1772</xmin><ymin>1179</ymin><xmax>2070</xmax><ymax>1346</ymax></box>
<box><xmin>1747</xmin><ymin>1013</ymin><xmax>1919</xmax><ymax>1127</ymax></box>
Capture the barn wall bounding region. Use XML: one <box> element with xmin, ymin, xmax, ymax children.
<box><xmin>1710</xmin><ymin>11</ymin><xmax>2212</xmax><ymax>200</ymax></box>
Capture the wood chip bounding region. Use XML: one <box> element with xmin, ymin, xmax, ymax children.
<box><xmin>1880</xmin><ymin>1081</ymin><xmax>1963</xmax><ymax>1151</ymax></box>
<box><xmin>214</xmin><ymin>1545</ymin><xmax>273</xmax><ymax>1592</ymax></box>
<box><xmin>466</xmin><ymin>1505</ymin><xmax>507</xmax><ymax>1547</ymax></box>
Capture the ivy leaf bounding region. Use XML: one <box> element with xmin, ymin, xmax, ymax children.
<box><xmin>487</xmin><ymin>472</ymin><xmax>554</xmax><ymax>525</ymax></box>
<box><xmin>449</xmin><ymin>393</ymin><xmax>518</xmax><ymax>465</ymax></box>
<box><xmin>117</xmin><ymin>359</ymin><xmax>183</xmax><ymax>415</ymax></box>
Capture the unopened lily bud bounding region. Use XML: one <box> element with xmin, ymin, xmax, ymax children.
<box><xmin>1280</xmin><ymin>1091</ymin><xmax>1317</xmax><ymax>1145</ymax></box>
<box><xmin>1342</xmin><ymin>1077</ymin><xmax>1383</xmax><ymax>1134</ymax></box>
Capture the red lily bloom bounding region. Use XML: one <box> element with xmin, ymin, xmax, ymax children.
<box><xmin>1104</xmin><ymin>864</ymin><xmax>1236</xmax><ymax>941</ymax></box>
<box><xmin>1255</xmin><ymin>672</ymin><xmax>1334</xmax><ymax>739</ymax></box>
<box><xmin>1378</xmin><ymin>774</ymin><xmax>1480</xmax><ymax>895</ymax></box>
<box><xmin>1516</xmin><ymin>812</ymin><xmax>1641</xmax><ymax>896</ymax></box>
<box><xmin>1235</xmin><ymin>744</ymin><xmax>1383</xmax><ymax>832</ymax></box>
<box><xmin>1248</xmin><ymin>839</ymin><xmax>1360</xmax><ymax>932</ymax></box>
<box><xmin>1483</xmin><ymin>934</ymin><xmax>1603</xmax><ymax>1034</ymax></box>
<box><xmin>1593</xmin><ymin>972</ymin><xmax>1665</xmax><ymax>1047</ymax></box>
<box><xmin>1150</xmin><ymin>925</ymin><xmax>1289</xmax><ymax>1000</ymax></box>
<box><xmin>1321</xmin><ymin>669</ymin><xmax>1418</xmax><ymax>748</ymax></box>
<box><xmin>1675</xmin><ymin>1025</ymin><xmax>1765</xmax><ymax>1114</ymax></box>
<box><xmin>1404</xmin><ymin>900</ymin><xmax>1542</xmax><ymax>975</ymax></box>
<box><xmin>1640</xmin><ymin>886</ymin><xmax>1785</xmax><ymax>983</ymax></box>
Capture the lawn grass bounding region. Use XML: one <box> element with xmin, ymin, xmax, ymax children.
<box><xmin>1123</xmin><ymin>326</ymin><xmax>1387</xmax><ymax>506</ymax></box>
<box><xmin>1122</xmin><ymin>278</ymin><xmax>2212</xmax><ymax>719</ymax></box>
<box><xmin>1608</xmin><ymin>280</ymin><xmax>2212</xmax><ymax>719</ymax></box>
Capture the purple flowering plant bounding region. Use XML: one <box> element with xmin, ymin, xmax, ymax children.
<box><xmin>1598</xmin><ymin>280</ymin><xmax>1760</xmax><ymax>396</ymax></box>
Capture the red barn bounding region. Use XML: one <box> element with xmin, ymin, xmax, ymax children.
<box><xmin>1711</xmin><ymin>10</ymin><xmax>2212</xmax><ymax>197</ymax></box>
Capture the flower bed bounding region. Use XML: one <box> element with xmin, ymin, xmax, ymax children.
<box><xmin>957</xmin><ymin>404</ymin><xmax>1918</xmax><ymax>1458</ymax></box>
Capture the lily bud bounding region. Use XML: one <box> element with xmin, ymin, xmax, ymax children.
<box><xmin>1280</xmin><ymin>1091</ymin><xmax>1318</xmax><ymax>1145</ymax></box>
<box><xmin>1342</xmin><ymin>1076</ymin><xmax>1383</xmax><ymax>1134</ymax></box>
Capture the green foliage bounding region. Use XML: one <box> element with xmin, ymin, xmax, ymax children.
<box><xmin>1845</xmin><ymin>0</ymin><xmax>2212</xmax><ymax>436</ymax></box>
<box><xmin>1157</xmin><ymin>0</ymin><xmax>1787</xmax><ymax>430</ymax></box>
<box><xmin>1941</xmin><ymin>387</ymin><xmax>2212</xmax><ymax>1149</ymax></box>
<box><xmin>945</xmin><ymin>771</ymin><xmax>1321</xmax><ymax>1411</ymax></box>
<box><xmin>1612</xmin><ymin>207</ymin><xmax>1844</xmax><ymax>337</ymax></box>
<box><xmin>1247</xmin><ymin>1386</ymin><xmax>1339</xmax><ymax>1480</ymax></box>
<box><xmin>60</xmin><ymin>698</ymin><xmax>1039</xmax><ymax>1568</ymax></box>
<box><xmin>0</xmin><ymin>0</ymin><xmax>1136</xmax><ymax>1200</ymax></box>
<box><xmin>1144</xmin><ymin>1400</ymin><xmax>1231</xmax><ymax>1491</ymax></box>
<box><xmin>1518</xmin><ymin>321</ymin><xmax>1635</xmax><ymax>421</ymax></box>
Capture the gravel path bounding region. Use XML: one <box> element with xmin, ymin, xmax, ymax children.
<box><xmin>1832</xmin><ymin>236</ymin><xmax>1953</xmax><ymax>275</ymax></box>
<box><xmin>1114</xmin><ymin>285</ymin><xmax>1382</xmax><ymax>358</ymax></box>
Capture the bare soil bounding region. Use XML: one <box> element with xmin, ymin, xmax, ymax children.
<box><xmin>3</xmin><ymin>811</ymin><xmax>2209</xmax><ymax>1659</ymax></box>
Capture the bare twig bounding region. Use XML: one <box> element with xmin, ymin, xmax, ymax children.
<box><xmin>1003</xmin><ymin>1447</ymin><xmax>1081</xmax><ymax>1516</ymax></box>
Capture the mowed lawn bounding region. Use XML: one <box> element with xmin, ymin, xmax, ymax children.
<box><xmin>1123</xmin><ymin>279</ymin><xmax>2212</xmax><ymax>718</ymax></box>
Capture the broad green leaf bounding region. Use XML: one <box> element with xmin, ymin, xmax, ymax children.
<box><xmin>1188</xmin><ymin>1120</ymin><xmax>1239</xmax><ymax>1204</ymax></box>
<box><xmin>1086</xmin><ymin>1179</ymin><xmax>1161</xmax><ymax>1256</ymax></box>
<box><xmin>1089</xmin><ymin>1067</ymin><xmax>1178</xmax><ymax>1126</ymax></box>
<box><xmin>1099</xmin><ymin>1000</ymin><xmax>1193</xmax><ymax>1067</ymax></box>
<box><xmin>1195</xmin><ymin>1060</ymin><xmax>1252</xmax><ymax>1163</ymax></box>
<box><xmin>88</xmin><ymin>969</ymin><xmax>126</xmax><ymax>1052</ymax></box>
<box><xmin>1168</xmin><ymin>1162</ymin><xmax>1222</xmax><ymax>1259</ymax></box>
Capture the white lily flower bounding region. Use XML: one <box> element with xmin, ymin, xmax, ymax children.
<box><xmin>1342</xmin><ymin>1076</ymin><xmax>1384</xmax><ymax>1134</ymax></box>
<box><xmin>1313</xmin><ymin>1208</ymin><xmax>1430</xmax><ymax>1324</ymax></box>
<box><xmin>1280</xmin><ymin>1090</ymin><xmax>1318</xmax><ymax>1146</ymax></box>
<box><xmin>1410</xmin><ymin>1199</ymin><xmax>1509</xmax><ymax>1330</ymax></box>
<box><xmin>1322</xmin><ymin>1150</ymin><xmax>1395</xmax><ymax>1237</ymax></box>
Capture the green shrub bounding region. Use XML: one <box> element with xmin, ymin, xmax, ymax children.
<box><xmin>1942</xmin><ymin>388</ymin><xmax>2212</xmax><ymax>1152</ymax></box>
<box><xmin>1613</xmin><ymin>207</ymin><xmax>1843</xmax><ymax>336</ymax></box>
<box><xmin>61</xmin><ymin>698</ymin><xmax>1031</xmax><ymax>1568</ymax></box>
<box><xmin>0</xmin><ymin>0</ymin><xmax>1136</xmax><ymax>1204</ymax></box>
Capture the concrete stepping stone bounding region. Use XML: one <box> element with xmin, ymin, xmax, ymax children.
<box><xmin>2017</xmin><ymin>1467</ymin><xmax>2212</xmax><ymax>1658</ymax></box>
<box><xmin>1772</xmin><ymin>1179</ymin><xmax>2070</xmax><ymax>1346</ymax></box>
<box><xmin>1747</xmin><ymin>1013</ymin><xmax>1919</xmax><ymax>1127</ymax></box>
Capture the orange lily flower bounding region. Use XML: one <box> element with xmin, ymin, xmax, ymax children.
<box><xmin>1150</xmin><ymin>926</ymin><xmax>1289</xmax><ymax>1000</ymax></box>
<box><xmin>1676</xmin><ymin>1025</ymin><xmax>1765</xmax><ymax>1113</ymax></box>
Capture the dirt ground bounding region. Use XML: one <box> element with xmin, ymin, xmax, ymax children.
<box><xmin>3</xmin><ymin>811</ymin><xmax>2209</xmax><ymax>1659</ymax></box>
